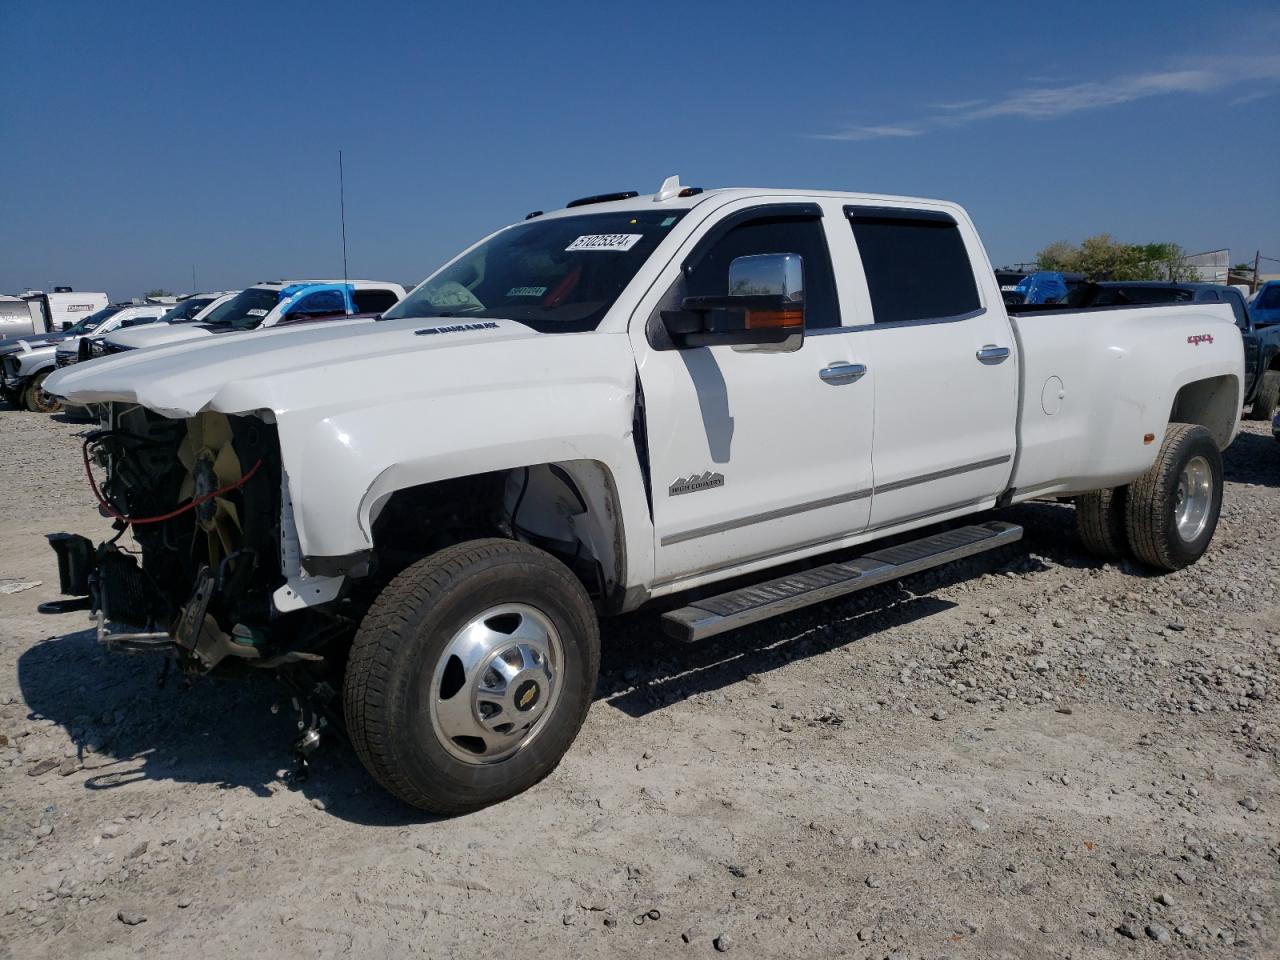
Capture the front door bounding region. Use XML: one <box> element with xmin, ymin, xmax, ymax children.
<box><xmin>632</xmin><ymin>199</ymin><xmax>877</xmax><ymax>587</ymax></box>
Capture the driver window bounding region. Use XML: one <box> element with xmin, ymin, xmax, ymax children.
<box><xmin>684</xmin><ymin>218</ymin><xmax>840</xmax><ymax>329</ymax></box>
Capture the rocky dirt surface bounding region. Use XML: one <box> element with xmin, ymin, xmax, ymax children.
<box><xmin>0</xmin><ymin>404</ymin><xmax>1276</xmax><ymax>960</ymax></box>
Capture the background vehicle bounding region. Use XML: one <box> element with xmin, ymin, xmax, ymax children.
<box><xmin>21</xmin><ymin>289</ymin><xmax>109</xmax><ymax>334</ymax></box>
<box><xmin>1251</xmin><ymin>280</ymin><xmax>1280</xmax><ymax>326</ymax></box>
<box><xmin>98</xmin><ymin>281</ymin><xmax>406</xmax><ymax>354</ymax></box>
<box><xmin>2</xmin><ymin>303</ymin><xmax>168</xmax><ymax>411</ymax></box>
<box><xmin>1000</xmin><ymin>270</ymin><xmax>1085</xmax><ymax>305</ymax></box>
<box><xmin>80</xmin><ymin>292</ymin><xmax>238</xmax><ymax>361</ymax></box>
<box><xmin>1067</xmin><ymin>281</ymin><xmax>1280</xmax><ymax>419</ymax></box>
<box><xmin>44</xmin><ymin>181</ymin><xmax>1243</xmax><ymax>815</ymax></box>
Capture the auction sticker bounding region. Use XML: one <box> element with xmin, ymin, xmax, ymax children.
<box><xmin>246</xmin><ymin>308</ymin><xmax>268</xmax><ymax>317</ymax></box>
<box><xmin>566</xmin><ymin>234</ymin><xmax>642</xmax><ymax>252</ymax></box>
<box><xmin>507</xmin><ymin>286</ymin><xmax>547</xmax><ymax>297</ymax></box>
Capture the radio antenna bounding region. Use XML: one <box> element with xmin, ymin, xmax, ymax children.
<box><xmin>339</xmin><ymin>150</ymin><xmax>349</xmax><ymax>287</ymax></box>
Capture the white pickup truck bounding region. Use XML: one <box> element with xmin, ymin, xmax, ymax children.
<box><xmin>43</xmin><ymin>178</ymin><xmax>1243</xmax><ymax>814</ymax></box>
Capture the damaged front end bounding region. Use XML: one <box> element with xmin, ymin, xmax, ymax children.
<box><xmin>46</xmin><ymin>403</ymin><xmax>352</xmax><ymax>676</ymax></box>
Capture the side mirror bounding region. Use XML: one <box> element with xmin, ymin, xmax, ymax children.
<box><xmin>661</xmin><ymin>253</ymin><xmax>805</xmax><ymax>351</ymax></box>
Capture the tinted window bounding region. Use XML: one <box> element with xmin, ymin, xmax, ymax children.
<box><xmin>1257</xmin><ymin>285</ymin><xmax>1280</xmax><ymax>310</ymax></box>
<box><xmin>1089</xmin><ymin>286</ymin><xmax>1194</xmax><ymax>306</ymax></box>
<box><xmin>63</xmin><ymin>304</ymin><xmax>123</xmax><ymax>336</ymax></box>
<box><xmin>684</xmin><ymin>217</ymin><xmax>839</xmax><ymax>329</ymax></box>
<box><xmin>353</xmin><ymin>289</ymin><xmax>399</xmax><ymax>314</ymax></box>
<box><xmin>1196</xmin><ymin>289</ymin><xmax>1220</xmax><ymax>302</ymax></box>
<box><xmin>384</xmin><ymin>210</ymin><xmax>686</xmax><ymax>333</ymax></box>
<box><xmin>160</xmin><ymin>297</ymin><xmax>214</xmax><ymax>323</ymax></box>
<box><xmin>848</xmin><ymin>210</ymin><xmax>980</xmax><ymax>324</ymax></box>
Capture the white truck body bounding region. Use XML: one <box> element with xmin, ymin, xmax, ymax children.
<box><xmin>47</xmin><ymin>186</ymin><xmax>1242</xmax><ymax>608</ymax></box>
<box><xmin>24</xmin><ymin>290</ymin><xmax>110</xmax><ymax>333</ymax></box>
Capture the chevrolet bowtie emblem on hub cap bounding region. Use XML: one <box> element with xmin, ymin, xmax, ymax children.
<box><xmin>669</xmin><ymin>471</ymin><xmax>725</xmax><ymax>496</ymax></box>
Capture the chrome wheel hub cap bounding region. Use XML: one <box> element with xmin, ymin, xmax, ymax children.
<box><xmin>428</xmin><ymin>603</ymin><xmax>563</xmax><ymax>764</ymax></box>
<box><xmin>1174</xmin><ymin>455</ymin><xmax>1212</xmax><ymax>543</ymax></box>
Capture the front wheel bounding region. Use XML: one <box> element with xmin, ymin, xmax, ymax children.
<box><xmin>1124</xmin><ymin>423</ymin><xmax>1223</xmax><ymax>571</ymax></box>
<box><xmin>23</xmin><ymin>371</ymin><xmax>63</xmax><ymax>414</ymax></box>
<box><xmin>344</xmin><ymin>539</ymin><xmax>600</xmax><ymax>815</ymax></box>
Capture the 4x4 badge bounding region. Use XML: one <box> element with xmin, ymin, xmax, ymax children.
<box><xmin>669</xmin><ymin>471</ymin><xmax>724</xmax><ymax>496</ymax></box>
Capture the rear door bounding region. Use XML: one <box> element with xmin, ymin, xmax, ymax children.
<box><xmin>842</xmin><ymin>206</ymin><xmax>1018</xmax><ymax>529</ymax></box>
<box><xmin>633</xmin><ymin>199</ymin><xmax>876</xmax><ymax>586</ymax></box>
<box><xmin>1218</xmin><ymin>289</ymin><xmax>1259</xmax><ymax>398</ymax></box>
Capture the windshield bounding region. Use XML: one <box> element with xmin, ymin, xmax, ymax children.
<box><xmin>63</xmin><ymin>304</ymin><xmax>123</xmax><ymax>336</ymax></box>
<box><xmin>383</xmin><ymin>210</ymin><xmax>688</xmax><ymax>333</ymax></box>
<box><xmin>199</xmin><ymin>288</ymin><xmax>282</xmax><ymax>331</ymax></box>
<box><xmin>1257</xmin><ymin>285</ymin><xmax>1280</xmax><ymax>310</ymax></box>
<box><xmin>161</xmin><ymin>297</ymin><xmax>215</xmax><ymax>323</ymax></box>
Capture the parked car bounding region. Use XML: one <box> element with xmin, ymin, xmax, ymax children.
<box><xmin>1068</xmin><ymin>281</ymin><xmax>1280</xmax><ymax>419</ymax></box>
<box><xmin>43</xmin><ymin>179</ymin><xmax>1242</xmax><ymax>814</ymax></box>
<box><xmin>76</xmin><ymin>292</ymin><xmax>239</xmax><ymax>362</ymax></box>
<box><xmin>96</xmin><ymin>281</ymin><xmax>406</xmax><ymax>354</ymax></box>
<box><xmin>2</xmin><ymin>303</ymin><xmax>168</xmax><ymax>412</ymax></box>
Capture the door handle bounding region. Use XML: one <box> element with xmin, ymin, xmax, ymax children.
<box><xmin>819</xmin><ymin>362</ymin><xmax>867</xmax><ymax>385</ymax></box>
<box><xmin>976</xmin><ymin>344</ymin><xmax>1011</xmax><ymax>364</ymax></box>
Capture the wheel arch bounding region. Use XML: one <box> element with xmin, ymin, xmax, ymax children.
<box><xmin>1169</xmin><ymin>374</ymin><xmax>1239</xmax><ymax>450</ymax></box>
<box><xmin>365</xmin><ymin>458</ymin><xmax>630</xmax><ymax>612</ymax></box>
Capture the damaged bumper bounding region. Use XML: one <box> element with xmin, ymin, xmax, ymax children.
<box><xmin>45</xmin><ymin>532</ymin><xmax>323</xmax><ymax>672</ymax></box>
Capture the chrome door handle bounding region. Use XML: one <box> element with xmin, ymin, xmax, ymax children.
<box><xmin>976</xmin><ymin>344</ymin><xmax>1011</xmax><ymax>364</ymax></box>
<box><xmin>819</xmin><ymin>362</ymin><xmax>867</xmax><ymax>385</ymax></box>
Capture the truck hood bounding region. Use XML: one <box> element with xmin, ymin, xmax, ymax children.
<box><xmin>105</xmin><ymin>322</ymin><xmax>221</xmax><ymax>350</ymax></box>
<box><xmin>0</xmin><ymin>332</ymin><xmax>67</xmax><ymax>355</ymax></box>
<box><xmin>43</xmin><ymin>316</ymin><xmax>566</xmax><ymax>418</ymax></box>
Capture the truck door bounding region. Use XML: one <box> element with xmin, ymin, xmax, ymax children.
<box><xmin>842</xmin><ymin>206</ymin><xmax>1018</xmax><ymax>529</ymax></box>
<box><xmin>1220</xmin><ymin>290</ymin><xmax>1259</xmax><ymax>398</ymax></box>
<box><xmin>631</xmin><ymin>200</ymin><xmax>876</xmax><ymax>587</ymax></box>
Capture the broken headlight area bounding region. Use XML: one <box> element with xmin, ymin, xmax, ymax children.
<box><xmin>45</xmin><ymin>404</ymin><xmax>336</xmax><ymax>674</ymax></box>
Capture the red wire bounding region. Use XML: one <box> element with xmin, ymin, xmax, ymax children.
<box><xmin>82</xmin><ymin>440</ymin><xmax>263</xmax><ymax>526</ymax></box>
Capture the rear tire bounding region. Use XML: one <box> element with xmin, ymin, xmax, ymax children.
<box><xmin>1247</xmin><ymin>370</ymin><xmax>1279</xmax><ymax>421</ymax></box>
<box><xmin>1124</xmin><ymin>423</ymin><xmax>1222</xmax><ymax>571</ymax></box>
<box><xmin>1076</xmin><ymin>487</ymin><xmax>1129</xmax><ymax>559</ymax></box>
<box><xmin>344</xmin><ymin>538</ymin><xmax>599</xmax><ymax>815</ymax></box>
<box><xmin>23</xmin><ymin>371</ymin><xmax>62</xmax><ymax>414</ymax></box>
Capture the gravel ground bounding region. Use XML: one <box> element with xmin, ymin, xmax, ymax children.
<box><xmin>0</xmin><ymin>402</ymin><xmax>1276</xmax><ymax>960</ymax></box>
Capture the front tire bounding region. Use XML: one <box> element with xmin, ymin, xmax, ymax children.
<box><xmin>344</xmin><ymin>539</ymin><xmax>600</xmax><ymax>815</ymax></box>
<box><xmin>1124</xmin><ymin>423</ymin><xmax>1222</xmax><ymax>571</ymax></box>
<box><xmin>23</xmin><ymin>371</ymin><xmax>62</xmax><ymax>413</ymax></box>
<box><xmin>1247</xmin><ymin>370</ymin><xmax>1279</xmax><ymax>421</ymax></box>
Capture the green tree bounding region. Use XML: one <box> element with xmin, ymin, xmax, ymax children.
<box><xmin>144</xmin><ymin>288</ymin><xmax>175</xmax><ymax>298</ymax></box>
<box><xmin>1036</xmin><ymin>237</ymin><xmax>1197</xmax><ymax>281</ymax></box>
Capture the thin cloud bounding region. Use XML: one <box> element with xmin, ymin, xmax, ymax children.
<box><xmin>815</xmin><ymin>55</ymin><xmax>1280</xmax><ymax>141</ymax></box>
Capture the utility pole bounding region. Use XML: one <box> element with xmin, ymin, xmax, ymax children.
<box><xmin>192</xmin><ymin>265</ymin><xmax>197</xmax><ymax>293</ymax></box>
<box><xmin>1253</xmin><ymin>251</ymin><xmax>1261</xmax><ymax>295</ymax></box>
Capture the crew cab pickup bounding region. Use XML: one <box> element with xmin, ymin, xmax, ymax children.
<box><xmin>41</xmin><ymin>178</ymin><xmax>1244</xmax><ymax>815</ymax></box>
<box><xmin>97</xmin><ymin>280</ymin><xmax>406</xmax><ymax>354</ymax></box>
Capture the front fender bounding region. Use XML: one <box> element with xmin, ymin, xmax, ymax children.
<box><xmin>272</xmin><ymin>333</ymin><xmax>655</xmax><ymax>590</ymax></box>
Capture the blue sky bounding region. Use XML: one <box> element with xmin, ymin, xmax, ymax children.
<box><xmin>3</xmin><ymin>0</ymin><xmax>1278</xmax><ymax>299</ymax></box>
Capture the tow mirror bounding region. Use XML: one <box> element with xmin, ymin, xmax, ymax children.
<box><xmin>661</xmin><ymin>253</ymin><xmax>805</xmax><ymax>351</ymax></box>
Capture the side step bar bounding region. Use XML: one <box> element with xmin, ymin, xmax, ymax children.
<box><xmin>661</xmin><ymin>520</ymin><xmax>1023</xmax><ymax>643</ymax></box>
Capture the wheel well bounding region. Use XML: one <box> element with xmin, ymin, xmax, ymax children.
<box><xmin>368</xmin><ymin>460</ymin><xmax>625</xmax><ymax>610</ymax></box>
<box><xmin>1169</xmin><ymin>374</ymin><xmax>1238</xmax><ymax>450</ymax></box>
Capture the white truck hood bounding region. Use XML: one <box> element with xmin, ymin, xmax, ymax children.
<box><xmin>106</xmin><ymin>322</ymin><xmax>218</xmax><ymax>350</ymax></box>
<box><xmin>44</xmin><ymin>317</ymin><xmax>558</xmax><ymax>418</ymax></box>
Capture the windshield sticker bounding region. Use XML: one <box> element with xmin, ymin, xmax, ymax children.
<box><xmin>416</xmin><ymin>321</ymin><xmax>500</xmax><ymax>336</ymax></box>
<box><xmin>566</xmin><ymin>234</ymin><xmax>642</xmax><ymax>252</ymax></box>
<box><xmin>507</xmin><ymin>286</ymin><xmax>547</xmax><ymax>297</ymax></box>
<box><xmin>246</xmin><ymin>308</ymin><xmax>268</xmax><ymax>317</ymax></box>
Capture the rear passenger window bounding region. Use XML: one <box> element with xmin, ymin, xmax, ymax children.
<box><xmin>847</xmin><ymin>208</ymin><xmax>981</xmax><ymax>324</ymax></box>
<box><xmin>353</xmin><ymin>289</ymin><xmax>399</xmax><ymax>314</ymax></box>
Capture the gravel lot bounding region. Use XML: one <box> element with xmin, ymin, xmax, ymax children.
<box><xmin>0</xmin><ymin>403</ymin><xmax>1276</xmax><ymax>959</ymax></box>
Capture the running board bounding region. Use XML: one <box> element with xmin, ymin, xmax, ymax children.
<box><xmin>661</xmin><ymin>520</ymin><xmax>1023</xmax><ymax>643</ymax></box>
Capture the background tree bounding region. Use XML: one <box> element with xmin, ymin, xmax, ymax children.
<box><xmin>144</xmin><ymin>288</ymin><xmax>175</xmax><ymax>298</ymax></box>
<box><xmin>1036</xmin><ymin>237</ymin><xmax>1197</xmax><ymax>281</ymax></box>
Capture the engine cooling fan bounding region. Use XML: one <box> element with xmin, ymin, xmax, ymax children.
<box><xmin>177</xmin><ymin>412</ymin><xmax>244</xmax><ymax>570</ymax></box>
